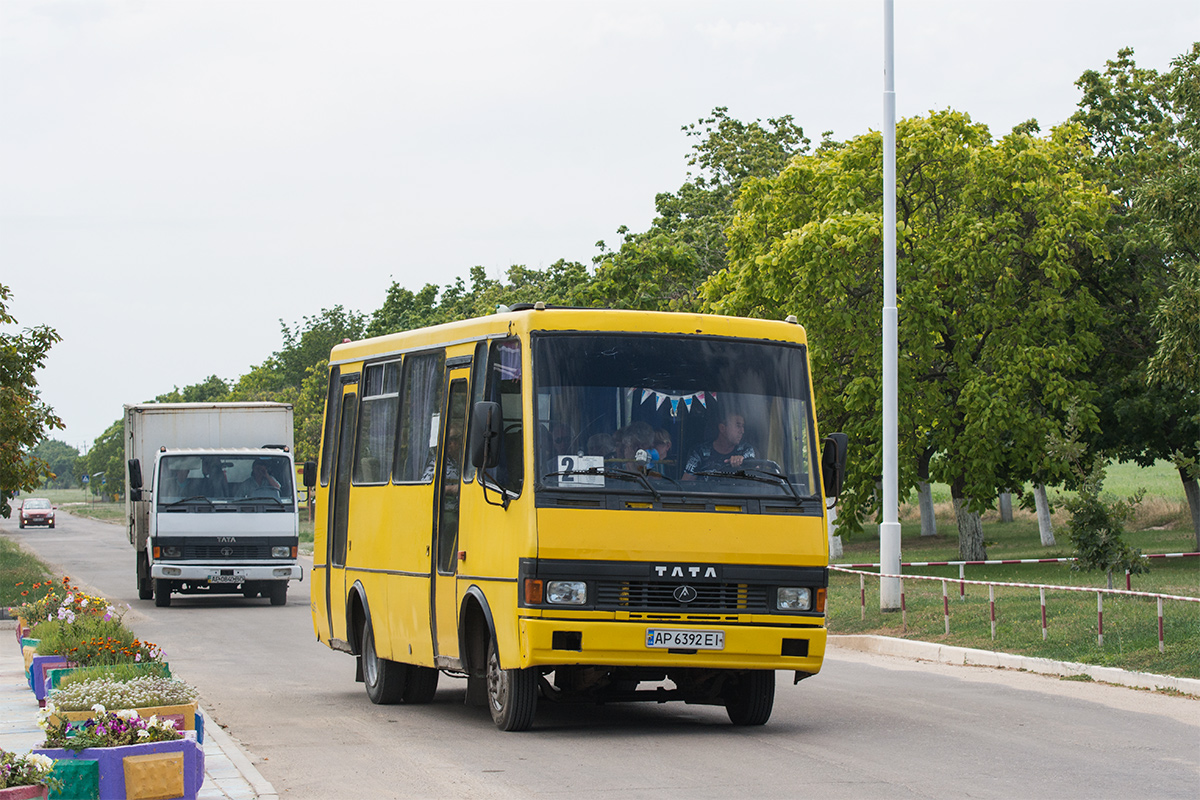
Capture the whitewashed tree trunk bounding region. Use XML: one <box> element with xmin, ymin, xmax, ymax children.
<box><xmin>918</xmin><ymin>481</ymin><xmax>937</xmax><ymax>537</ymax></box>
<box><xmin>998</xmin><ymin>491</ymin><xmax>1013</xmax><ymax>523</ymax></box>
<box><xmin>827</xmin><ymin>504</ymin><xmax>843</xmax><ymax>559</ymax></box>
<box><xmin>1180</xmin><ymin>470</ymin><xmax>1199</xmax><ymax>553</ymax></box>
<box><xmin>1034</xmin><ymin>483</ymin><xmax>1055</xmax><ymax>547</ymax></box>
<box><xmin>952</xmin><ymin>496</ymin><xmax>987</xmax><ymax>561</ymax></box>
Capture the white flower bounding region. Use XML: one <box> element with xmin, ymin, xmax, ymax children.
<box><xmin>116</xmin><ymin>709</ymin><xmax>139</xmax><ymax>720</ymax></box>
<box><xmin>80</xmin><ymin>598</ymin><xmax>89</xmax><ymax>607</ymax></box>
<box><xmin>137</xmin><ymin>729</ymin><xmax>150</xmax><ymax>739</ymax></box>
<box><xmin>91</xmin><ymin>703</ymin><xmax>106</xmax><ymax>713</ymax></box>
<box><xmin>24</xmin><ymin>753</ymin><xmax>54</xmax><ymax>773</ymax></box>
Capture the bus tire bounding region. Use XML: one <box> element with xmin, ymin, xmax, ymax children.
<box><xmin>403</xmin><ymin>666</ymin><xmax>440</xmax><ymax>704</ymax></box>
<box><xmin>153</xmin><ymin>579</ymin><xmax>172</xmax><ymax>608</ymax></box>
<box><xmin>137</xmin><ymin>553</ymin><xmax>153</xmax><ymax>601</ymax></box>
<box><xmin>724</xmin><ymin>670</ymin><xmax>775</xmax><ymax>726</ymax></box>
<box><xmin>486</xmin><ymin>638</ymin><xmax>537</xmax><ymax>731</ymax></box>
<box><xmin>362</xmin><ymin>617</ymin><xmax>407</xmax><ymax>704</ymax></box>
<box><xmin>268</xmin><ymin>582</ymin><xmax>288</xmax><ymax>606</ymax></box>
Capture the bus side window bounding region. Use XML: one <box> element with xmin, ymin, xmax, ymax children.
<box><xmin>481</xmin><ymin>338</ymin><xmax>524</xmax><ymax>497</ymax></box>
<box><xmin>393</xmin><ymin>351</ymin><xmax>446</xmax><ymax>483</ymax></box>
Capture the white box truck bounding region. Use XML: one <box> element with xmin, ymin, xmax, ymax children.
<box><xmin>124</xmin><ymin>402</ymin><xmax>316</xmax><ymax>607</ymax></box>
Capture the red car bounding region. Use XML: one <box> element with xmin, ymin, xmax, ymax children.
<box><xmin>18</xmin><ymin>498</ymin><xmax>55</xmax><ymax>529</ymax></box>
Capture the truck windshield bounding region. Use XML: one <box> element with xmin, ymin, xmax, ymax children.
<box><xmin>533</xmin><ymin>333</ymin><xmax>820</xmax><ymax>500</ymax></box>
<box><xmin>157</xmin><ymin>454</ymin><xmax>294</xmax><ymax>508</ymax></box>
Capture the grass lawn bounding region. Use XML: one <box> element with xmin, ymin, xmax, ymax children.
<box><xmin>0</xmin><ymin>537</ymin><xmax>56</xmax><ymax>607</ymax></box>
<box><xmin>832</xmin><ymin>460</ymin><xmax>1200</xmax><ymax>681</ymax></box>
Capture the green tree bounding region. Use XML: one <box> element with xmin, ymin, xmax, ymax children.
<box><xmin>81</xmin><ymin>420</ymin><xmax>124</xmax><ymax>501</ymax></box>
<box><xmin>590</xmin><ymin>107</ymin><xmax>809</xmax><ymax>311</ymax></box>
<box><xmin>709</xmin><ymin>111</ymin><xmax>1113</xmax><ymax>560</ymax></box>
<box><xmin>154</xmin><ymin>375</ymin><xmax>231</xmax><ymax>403</ymax></box>
<box><xmin>1072</xmin><ymin>44</ymin><xmax>1200</xmax><ymax>543</ymax></box>
<box><xmin>0</xmin><ymin>284</ymin><xmax>64</xmax><ymax>516</ymax></box>
<box><xmin>31</xmin><ymin>439</ymin><xmax>79</xmax><ymax>489</ymax></box>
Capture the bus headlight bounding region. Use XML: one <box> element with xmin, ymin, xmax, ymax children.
<box><xmin>546</xmin><ymin>580</ymin><xmax>587</xmax><ymax>605</ymax></box>
<box><xmin>777</xmin><ymin>587</ymin><xmax>812</xmax><ymax>611</ymax></box>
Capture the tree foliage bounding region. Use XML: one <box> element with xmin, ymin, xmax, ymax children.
<box><xmin>709</xmin><ymin>110</ymin><xmax>1113</xmax><ymax>559</ymax></box>
<box><xmin>31</xmin><ymin>439</ymin><xmax>79</xmax><ymax>489</ymax></box>
<box><xmin>1</xmin><ymin>284</ymin><xmax>63</xmax><ymax>516</ymax></box>
<box><xmin>590</xmin><ymin>107</ymin><xmax>809</xmax><ymax>311</ymax></box>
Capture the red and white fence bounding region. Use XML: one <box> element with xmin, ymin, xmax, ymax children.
<box><xmin>831</xmin><ymin>565</ymin><xmax>1200</xmax><ymax>652</ymax></box>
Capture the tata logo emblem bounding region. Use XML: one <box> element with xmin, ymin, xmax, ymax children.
<box><xmin>673</xmin><ymin>585</ymin><xmax>698</xmax><ymax>603</ymax></box>
<box><xmin>220</xmin><ymin>547</ymin><xmax>234</xmax><ymax>557</ymax></box>
<box><xmin>217</xmin><ymin>537</ymin><xmax>236</xmax><ymax>543</ymax></box>
<box><xmin>654</xmin><ymin>564</ymin><xmax>718</xmax><ymax>579</ymax></box>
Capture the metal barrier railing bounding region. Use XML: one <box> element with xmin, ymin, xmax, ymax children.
<box><xmin>831</xmin><ymin>565</ymin><xmax>1200</xmax><ymax>652</ymax></box>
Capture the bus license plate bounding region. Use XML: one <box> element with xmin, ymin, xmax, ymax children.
<box><xmin>208</xmin><ymin>572</ymin><xmax>245</xmax><ymax>584</ymax></box>
<box><xmin>645</xmin><ymin>629</ymin><xmax>725</xmax><ymax>650</ymax></box>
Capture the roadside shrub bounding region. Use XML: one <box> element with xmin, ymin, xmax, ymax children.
<box><xmin>49</xmin><ymin>674</ymin><xmax>197</xmax><ymax>712</ymax></box>
<box><xmin>33</xmin><ymin>617</ymin><xmax>165</xmax><ymax>667</ymax></box>
<box><xmin>55</xmin><ymin>663</ymin><xmax>171</xmax><ymax>689</ymax></box>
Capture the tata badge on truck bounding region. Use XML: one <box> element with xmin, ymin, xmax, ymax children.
<box><xmin>124</xmin><ymin>402</ymin><xmax>317</xmax><ymax>607</ymax></box>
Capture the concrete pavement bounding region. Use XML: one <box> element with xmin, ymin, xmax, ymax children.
<box><xmin>0</xmin><ymin>619</ymin><xmax>277</xmax><ymax>800</ymax></box>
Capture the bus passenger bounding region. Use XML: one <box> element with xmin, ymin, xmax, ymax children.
<box><xmin>683</xmin><ymin>411</ymin><xmax>755</xmax><ymax>479</ymax></box>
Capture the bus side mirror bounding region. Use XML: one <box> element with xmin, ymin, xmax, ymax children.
<box><xmin>821</xmin><ymin>433</ymin><xmax>848</xmax><ymax>499</ymax></box>
<box><xmin>303</xmin><ymin>461</ymin><xmax>317</xmax><ymax>489</ymax></box>
<box><xmin>128</xmin><ymin>459</ymin><xmax>143</xmax><ymax>502</ymax></box>
<box><xmin>469</xmin><ymin>401</ymin><xmax>502</xmax><ymax>469</ymax></box>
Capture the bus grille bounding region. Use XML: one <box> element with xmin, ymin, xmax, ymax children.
<box><xmin>594</xmin><ymin>581</ymin><xmax>769</xmax><ymax>613</ymax></box>
<box><xmin>183</xmin><ymin>544</ymin><xmax>270</xmax><ymax>560</ymax></box>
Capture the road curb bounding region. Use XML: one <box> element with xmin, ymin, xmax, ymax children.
<box><xmin>829</xmin><ymin>634</ymin><xmax>1200</xmax><ymax>696</ymax></box>
<box><xmin>198</xmin><ymin>707</ymin><xmax>279</xmax><ymax>800</ymax></box>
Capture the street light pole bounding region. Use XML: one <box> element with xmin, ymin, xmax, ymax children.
<box><xmin>880</xmin><ymin>0</ymin><xmax>902</xmax><ymax>610</ymax></box>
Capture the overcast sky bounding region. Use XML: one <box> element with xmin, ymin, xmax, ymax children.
<box><xmin>2</xmin><ymin>1</ymin><xmax>1196</xmax><ymax>451</ymax></box>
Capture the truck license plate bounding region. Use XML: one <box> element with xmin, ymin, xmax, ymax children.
<box><xmin>645</xmin><ymin>629</ymin><xmax>725</xmax><ymax>650</ymax></box>
<box><xmin>208</xmin><ymin>572</ymin><xmax>245</xmax><ymax>584</ymax></box>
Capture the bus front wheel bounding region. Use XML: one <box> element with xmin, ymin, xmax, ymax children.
<box><xmin>724</xmin><ymin>670</ymin><xmax>775</xmax><ymax>726</ymax></box>
<box><xmin>362</xmin><ymin>617</ymin><xmax>407</xmax><ymax>704</ymax></box>
<box><xmin>486</xmin><ymin>638</ymin><xmax>537</xmax><ymax>731</ymax></box>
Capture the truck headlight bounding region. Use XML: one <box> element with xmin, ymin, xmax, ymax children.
<box><xmin>162</xmin><ymin>546</ymin><xmax>182</xmax><ymax>558</ymax></box>
<box><xmin>272</xmin><ymin>546</ymin><xmax>293</xmax><ymax>558</ymax></box>
<box><xmin>546</xmin><ymin>580</ymin><xmax>587</xmax><ymax>605</ymax></box>
<box><xmin>777</xmin><ymin>587</ymin><xmax>812</xmax><ymax>611</ymax></box>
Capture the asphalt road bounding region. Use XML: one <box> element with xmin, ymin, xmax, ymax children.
<box><xmin>4</xmin><ymin>508</ymin><xmax>1198</xmax><ymax>799</ymax></box>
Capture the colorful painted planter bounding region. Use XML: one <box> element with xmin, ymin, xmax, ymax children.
<box><xmin>47</xmin><ymin>701</ymin><xmax>203</xmax><ymax>744</ymax></box>
<box><xmin>35</xmin><ymin>736</ymin><xmax>204</xmax><ymax>800</ymax></box>
<box><xmin>0</xmin><ymin>784</ymin><xmax>49</xmax><ymax>800</ymax></box>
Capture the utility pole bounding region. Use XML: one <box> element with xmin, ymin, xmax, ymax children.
<box><xmin>880</xmin><ymin>0</ymin><xmax>902</xmax><ymax>610</ymax></box>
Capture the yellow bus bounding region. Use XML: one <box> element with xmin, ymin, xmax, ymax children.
<box><xmin>311</xmin><ymin>305</ymin><xmax>847</xmax><ymax>730</ymax></box>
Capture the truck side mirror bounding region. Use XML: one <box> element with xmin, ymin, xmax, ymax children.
<box><xmin>469</xmin><ymin>401</ymin><xmax>502</xmax><ymax>470</ymax></box>
<box><xmin>127</xmin><ymin>459</ymin><xmax>143</xmax><ymax>502</ymax></box>
<box><xmin>821</xmin><ymin>433</ymin><xmax>849</xmax><ymax>499</ymax></box>
<box><xmin>303</xmin><ymin>461</ymin><xmax>317</xmax><ymax>489</ymax></box>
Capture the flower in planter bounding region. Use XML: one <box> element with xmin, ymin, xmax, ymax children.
<box><xmin>48</xmin><ymin>674</ymin><xmax>197</xmax><ymax>712</ymax></box>
<box><xmin>39</xmin><ymin>705</ymin><xmax>182</xmax><ymax>752</ymax></box>
<box><xmin>0</xmin><ymin>748</ymin><xmax>60</xmax><ymax>793</ymax></box>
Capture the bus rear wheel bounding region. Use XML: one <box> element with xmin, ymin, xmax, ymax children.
<box><xmin>362</xmin><ymin>617</ymin><xmax>407</xmax><ymax>704</ymax></box>
<box><xmin>724</xmin><ymin>670</ymin><xmax>775</xmax><ymax>726</ymax></box>
<box><xmin>486</xmin><ymin>638</ymin><xmax>537</xmax><ymax>731</ymax></box>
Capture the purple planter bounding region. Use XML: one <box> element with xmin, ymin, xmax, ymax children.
<box><xmin>34</xmin><ymin>736</ymin><xmax>204</xmax><ymax>800</ymax></box>
<box><xmin>27</xmin><ymin>655</ymin><xmax>68</xmax><ymax>701</ymax></box>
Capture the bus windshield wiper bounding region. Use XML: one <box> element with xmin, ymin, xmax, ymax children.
<box><xmin>164</xmin><ymin>495</ymin><xmax>213</xmax><ymax>508</ymax></box>
<box><xmin>543</xmin><ymin>466</ymin><xmax>661</xmax><ymax>500</ymax></box>
<box><xmin>691</xmin><ymin>469</ymin><xmax>803</xmax><ymax>503</ymax></box>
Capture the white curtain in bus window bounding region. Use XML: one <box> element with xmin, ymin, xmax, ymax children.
<box><xmin>353</xmin><ymin>361</ymin><xmax>400</xmax><ymax>484</ymax></box>
<box><xmin>394</xmin><ymin>351</ymin><xmax>446</xmax><ymax>483</ymax></box>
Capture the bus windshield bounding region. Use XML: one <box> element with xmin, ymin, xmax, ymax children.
<box><xmin>157</xmin><ymin>454</ymin><xmax>294</xmax><ymax>508</ymax></box>
<box><xmin>533</xmin><ymin>333</ymin><xmax>820</xmax><ymax>500</ymax></box>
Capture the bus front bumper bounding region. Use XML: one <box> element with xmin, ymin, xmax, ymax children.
<box><xmin>519</xmin><ymin>617</ymin><xmax>826</xmax><ymax>674</ymax></box>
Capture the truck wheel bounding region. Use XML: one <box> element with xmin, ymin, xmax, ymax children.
<box><xmin>724</xmin><ymin>670</ymin><xmax>775</xmax><ymax>726</ymax></box>
<box><xmin>403</xmin><ymin>666</ymin><xmax>440</xmax><ymax>704</ymax></box>
<box><xmin>268</xmin><ymin>582</ymin><xmax>288</xmax><ymax>606</ymax></box>
<box><xmin>486</xmin><ymin>638</ymin><xmax>537</xmax><ymax>731</ymax></box>
<box><xmin>153</xmin><ymin>579</ymin><xmax>172</xmax><ymax>608</ymax></box>
<box><xmin>137</xmin><ymin>553</ymin><xmax>153</xmax><ymax>601</ymax></box>
<box><xmin>362</xmin><ymin>617</ymin><xmax>407</xmax><ymax>704</ymax></box>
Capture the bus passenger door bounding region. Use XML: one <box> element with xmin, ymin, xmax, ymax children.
<box><xmin>326</xmin><ymin>390</ymin><xmax>358</xmax><ymax>645</ymax></box>
<box><xmin>431</xmin><ymin>372</ymin><xmax>469</xmax><ymax>661</ymax></box>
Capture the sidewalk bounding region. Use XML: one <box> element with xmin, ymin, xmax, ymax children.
<box><xmin>0</xmin><ymin>620</ymin><xmax>277</xmax><ymax>800</ymax></box>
